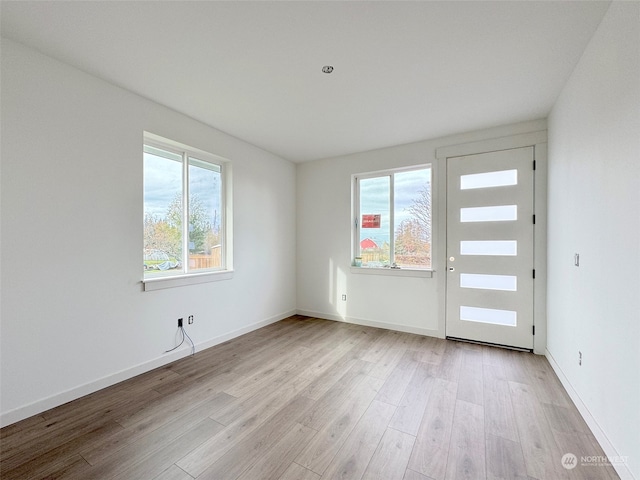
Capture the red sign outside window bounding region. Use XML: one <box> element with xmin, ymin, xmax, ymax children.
<box><xmin>362</xmin><ymin>214</ymin><xmax>381</xmax><ymax>228</ymax></box>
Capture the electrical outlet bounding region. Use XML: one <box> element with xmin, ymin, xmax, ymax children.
<box><xmin>188</xmin><ymin>315</ymin><xmax>194</xmax><ymax>324</ymax></box>
<box><xmin>579</xmin><ymin>351</ymin><xmax>582</xmax><ymax>366</ymax></box>
<box><xmin>178</xmin><ymin>318</ymin><xmax>183</xmax><ymax>327</ymax></box>
<box><xmin>341</xmin><ymin>294</ymin><xmax>347</xmax><ymax>301</ymax></box>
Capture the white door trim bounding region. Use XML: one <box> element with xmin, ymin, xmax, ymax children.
<box><xmin>436</xmin><ymin>130</ymin><xmax>547</xmax><ymax>159</ymax></box>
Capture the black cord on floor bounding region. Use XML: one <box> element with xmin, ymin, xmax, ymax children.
<box><xmin>165</xmin><ymin>326</ymin><xmax>196</xmax><ymax>356</ymax></box>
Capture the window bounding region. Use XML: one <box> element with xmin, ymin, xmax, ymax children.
<box><xmin>354</xmin><ymin>165</ymin><xmax>432</xmax><ymax>271</ymax></box>
<box><xmin>143</xmin><ymin>133</ymin><xmax>230</xmax><ymax>285</ymax></box>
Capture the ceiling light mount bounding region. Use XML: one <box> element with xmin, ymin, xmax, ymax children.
<box><xmin>322</xmin><ymin>65</ymin><xmax>334</xmax><ymax>74</ymax></box>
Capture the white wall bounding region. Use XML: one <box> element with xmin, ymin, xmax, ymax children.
<box><xmin>547</xmin><ymin>2</ymin><xmax>640</xmax><ymax>478</ymax></box>
<box><xmin>296</xmin><ymin>119</ymin><xmax>547</xmax><ymax>339</ymax></box>
<box><xmin>0</xmin><ymin>39</ymin><xmax>297</xmax><ymax>426</ymax></box>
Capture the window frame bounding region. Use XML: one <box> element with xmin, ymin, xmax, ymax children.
<box><xmin>352</xmin><ymin>164</ymin><xmax>433</xmax><ymax>277</ymax></box>
<box><xmin>143</xmin><ymin>132</ymin><xmax>233</xmax><ymax>291</ymax></box>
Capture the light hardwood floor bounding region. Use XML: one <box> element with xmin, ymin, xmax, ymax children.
<box><xmin>0</xmin><ymin>316</ymin><xmax>619</xmax><ymax>480</ymax></box>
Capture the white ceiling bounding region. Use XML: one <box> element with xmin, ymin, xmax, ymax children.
<box><xmin>1</xmin><ymin>1</ymin><xmax>610</xmax><ymax>162</ymax></box>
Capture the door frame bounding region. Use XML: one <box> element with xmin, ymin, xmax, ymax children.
<box><xmin>435</xmin><ymin>130</ymin><xmax>548</xmax><ymax>354</ymax></box>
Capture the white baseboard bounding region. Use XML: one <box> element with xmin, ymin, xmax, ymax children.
<box><xmin>193</xmin><ymin>309</ymin><xmax>296</xmax><ymax>354</ymax></box>
<box><xmin>296</xmin><ymin>309</ymin><xmax>442</xmax><ymax>338</ymax></box>
<box><xmin>0</xmin><ymin>310</ymin><xmax>295</xmax><ymax>428</ymax></box>
<box><xmin>545</xmin><ymin>349</ymin><xmax>636</xmax><ymax>480</ymax></box>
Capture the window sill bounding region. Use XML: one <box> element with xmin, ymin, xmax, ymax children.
<box><xmin>143</xmin><ymin>270</ymin><xmax>234</xmax><ymax>291</ymax></box>
<box><xmin>350</xmin><ymin>267</ymin><xmax>433</xmax><ymax>278</ymax></box>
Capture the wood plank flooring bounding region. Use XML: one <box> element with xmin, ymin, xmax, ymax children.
<box><xmin>0</xmin><ymin>316</ymin><xmax>619</xmax><ymax>480</ymax></box>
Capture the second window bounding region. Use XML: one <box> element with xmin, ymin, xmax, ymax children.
<box><xmin>143</xmin><ymin>135</ymin><xmax>227</xmax><ymax>279</ymax></box>
<box><xmin>354</xmin><ymin>165</ymin><xmax>432</xmax><ymax>270</ymax></box>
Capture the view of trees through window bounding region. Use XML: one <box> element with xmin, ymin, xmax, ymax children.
<box><xmin>358</xmin><ymin>167</ymin><xmax>431</xmax><ymax>269</ymax></box>
<box><xmin>144</xmin><ymin>144</ymin><xmax>222</xmax><ymax>277</ymax></box>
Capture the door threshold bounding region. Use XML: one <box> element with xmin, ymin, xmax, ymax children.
<box><xmin>446</xmin><ymin>336</ymin><xmax>532</xmax><ymax>352</ymax></box>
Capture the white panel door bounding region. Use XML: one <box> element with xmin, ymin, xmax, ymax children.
<box><xmin>446</xmin><ymin>147</ymin><xmax>535</xmax><ymax>349</ymax></box>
